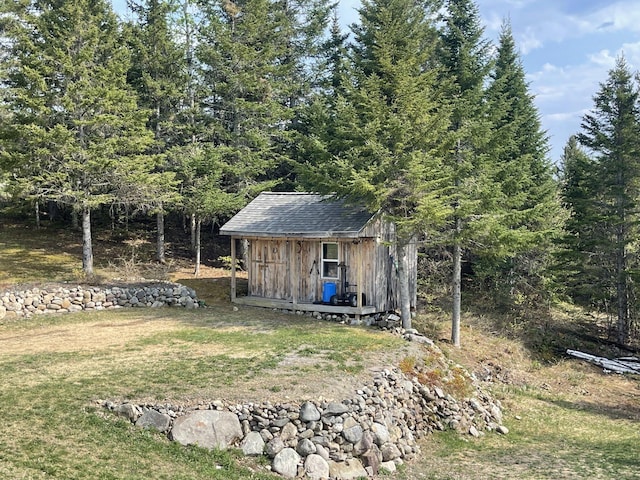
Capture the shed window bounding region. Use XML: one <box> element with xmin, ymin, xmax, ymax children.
<box><xmin>322</xmin><ymin>242</ymin><xmax>339</xmax><ymax>279</ymax></box>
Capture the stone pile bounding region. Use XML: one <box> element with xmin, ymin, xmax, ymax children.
<box><xmin>104</xmin><ymin>366</ymin><xmax>506</xmax><ymax>479</ymax></box>
<box><xmin>272</xmin><ymin>309</ymin><xmax>409</xmax><ymax>332</ymax></box>
<box><xmin>0</xmin><ymin>282</ymin><xmax>199</xmax><ymax>319</ymax></box>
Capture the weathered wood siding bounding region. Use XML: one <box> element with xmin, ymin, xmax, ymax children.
<box><xmin>249</xmin><ymin>239</ymin><xmax>290</xmax><ymax>300</ymax></box>
<box><xmin>244</xmin><ymin>217</ymin><xmax>417</xmax><ymax>312</ymax></box>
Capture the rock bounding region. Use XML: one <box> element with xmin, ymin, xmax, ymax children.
<box><xmin>0</xmin><ymin>306</ymin><xmax>5</xmax><ymax>320</ymax></box>
<box><xmin>380</xmin><ymin>442</ymin><xmax>402</xmax><ymax>462</ymax></box>
<box><xmin>491</xmin><ymin>404</ymin><xmax>503</xmax><ymax>424</ymax></box>
<box><xmin>304</xmin><ymin>454</ymin><xmax>330</xmax><ymax>480</ymax></box>
<box><xmin>114</xmin><ymin>403</ymin><xmax>140</xmax><ymax>422</ymax></box>
<box><xmin>266</xmin><ymin>437</ymin><xmax>286</xmax><ymax>458</ymax></box>
<box><xmin>328</xmin><ymin>458</ymin><xmax>368</xmax><ymax>480</ymax></box>
<box><xmin>135</xmin><ymin>410</ymin><xmax>171</xmax><ymax>433</ymax></box>
<box><xmin>322</xmin><ymin>402</ymin><xmax>349</xmax><ymax>417</ymax></box>
<box><xmin>170</xmin><ymin>410</ymin><xmax>242</xmax><ymax>450</ymax></box>
<box><xmin>280</xmin><ymin>421</ymin><xmax>299</xmax><ymax>443</ymax></box>
<box><xmin>272</xmin><ymin>417</ymin><xmax>290</xmax><ymax>428</ymax></box>
<box><xmin>272</xmin><ymin>448</ymin><xmax>301</xmax><ymax>479</ymax></box>
<box><xmin>371</xmin><ymin>422</ymin><xmax>390</xmax><ymax>445</ymax></box>
<box><xmin>300</xmin><ymin>401</ymin><xmax>321</xmax><ymax>422</ymax></box>
<box><xmin>379</xmin><ymin>460</ymin><xmax>397</xmax><ymax>474</ymax></box>
<box><xmin>497</xmin><ymin>425</ymin><xmax>509</xmax><ymax>435</ymax></box>
<box><xmin>241</xmin><ymin>431</ymin><xmax>265</xmax><ymax>456</ymax></box>
<box><xmin>342</xmin><ymin>423</ymin><xmax>363</xmax><ymax>444</ymax></box>
<box><xmin>314</xmin><ymin>444</ymin><xmax>330</xmax><ymax>461</ymax></box>
<box><xmin>469</xmin><ymin>425</ymin><xmax>480</xmax><ymax>437</ymax></box>
<box><xmin>296</xmin><ymin>438</ymin><xmax>316</xmax><ymax>456</ymax></box>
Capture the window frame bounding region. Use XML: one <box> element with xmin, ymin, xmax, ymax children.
<box><xmin>321</xmin><ymin>242</ymin><xmax>339</xmax><ymax>279</ymax></box>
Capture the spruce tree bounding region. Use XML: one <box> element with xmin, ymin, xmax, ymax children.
<box><xmin>558</xmin><ymin>136</ymin><xmax>609</xmax><ymax>306</ymax></box>
<box><xmin>576</xmin><ymin>56</ymin><xmax>640</xmax><ymax>344</ymax></box>
<box><xmin>482</xmin><ymin>21</ymin><xmax>562</xmax><ymax>307</ymax></box>
<box><xmin>299</xmin><ymin>0</ymin><xmax>452</xmax><ymax>328</ymax></box>
<box><xmin>125</xmin><ymin>0</ymin><xmax>186</xmax><ymax>263</ymax></box>
<box><xmin>1</xmin><ymin>0</ymin><xmax>154</xmax><ymax>275</ymax></box>
<box><xmin>437</xmin><ymin>0</ymin><xmax>495</xmax><ymax>346</ymax></box>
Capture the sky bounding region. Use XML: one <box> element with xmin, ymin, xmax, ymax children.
<box><xmin>336</xmin><ymin>0</ymin><xmax>640</xmax><ymax>164</ymax></box>
<box><xmin>113</xmin><ymin>0</ymin><xmax>640</xmax><ymax>164</ymax></box>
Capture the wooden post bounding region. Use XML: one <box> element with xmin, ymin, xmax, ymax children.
<box><xmin>291</xmin><ymin>239</ymin><xmax>298</xmax><ymax>306</ymax></box>
<box><xmin>230</xmin><ymin>236</ymin><xmax>237</xmax><ymax>300</ymax></box>
<box><xmin>356</xmin><ymin>240</ymin><xmax>363</xmax><ymax>321</ymax></box>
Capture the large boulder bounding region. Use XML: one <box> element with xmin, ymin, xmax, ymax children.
<box><xmin>170</xmin><ymin>410</ymin><xmax>242</xmax><ymax>450</ymax></box>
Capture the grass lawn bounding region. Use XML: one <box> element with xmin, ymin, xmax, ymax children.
<box><xmin>0</xmin><ymin>307</ymin><xmax>404</xmax><ymax>479</ymax></box>
<box><xmin>1</xmin><ymin>223</ymin><xmax>640</xmax><ymax>479</ymax></box>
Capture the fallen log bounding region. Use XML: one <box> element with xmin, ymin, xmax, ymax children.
<box><xmin>566</xmin><ymin>349</ymin><xmax>640</xmax><ymax>375</ymax></box>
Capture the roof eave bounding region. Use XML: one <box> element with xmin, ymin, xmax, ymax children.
<box><xmin>219</xmin><ymin>230</ymin><xmax>366</xmax><ymax>239</ymax></box>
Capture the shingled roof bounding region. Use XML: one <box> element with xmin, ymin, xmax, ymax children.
<box><xmin>219</xmin><ymin>192</ymin><xmax>375</xmax><ymax>238</ymax></box>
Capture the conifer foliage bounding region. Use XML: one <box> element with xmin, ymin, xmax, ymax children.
<box><xmin>299</xmin><ymin>0</ymin><xmax>453</xmax><ymax>328</ymax></box>
<box><xmin>1</xmin><ymin>0</ymin><xmax>154</xmax><ymax>275</ymax></box>
<box><xmin>562</xmin><ymin>57</ymin><xmax>640</xmax><ymax>344</ymax></box>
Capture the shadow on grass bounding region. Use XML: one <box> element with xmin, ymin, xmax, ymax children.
<box><xmin>546</xmin><ymin>396</ymin><xmax>640</xmax><ymax>423</ymax></box>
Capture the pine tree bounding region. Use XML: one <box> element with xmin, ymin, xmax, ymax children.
<box><xmin>1</xmin><ymin>0</ymin><xmax>154</xmax><ymax>275</ymax></box>
<box><xmin>576</xmin><ymin>56</ymin><xmax>640</xmax><ymax>344</ymax></box>
<box><xmin>299</xmin><ymin>0</ymin><xmax>453</xmax><ymax>328</ymax></box>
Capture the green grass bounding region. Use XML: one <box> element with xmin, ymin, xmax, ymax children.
<box><xmin>0</xmin><ymin>307</ymin><xmax>402</xmax><ymax>479</ymax></box>
<box><xmin>3</xmin><ymin>223</ymin><xmax>640</xmax><ymax>479</ymax></box>
<box><xmin>405</xmin><ymin>386</ymin><xmax>640</xmax><ymax>480</ymax></box>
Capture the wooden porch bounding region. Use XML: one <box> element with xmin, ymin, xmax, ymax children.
<box><xmin>231</xmin><ymin>295</ymin><xmax>377</xmax><ymax>316</ymax></box>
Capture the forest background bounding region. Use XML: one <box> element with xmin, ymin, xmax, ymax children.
<box><xmin>2</xmin><ymin>0</ymin><xmax>640</xmax><ymax>347</ymax></box>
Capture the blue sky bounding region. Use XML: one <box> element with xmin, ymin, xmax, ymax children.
<box><xmin>338</xmin><ymin>0</ymin><xmax>640</xmax><ymax>163</ymax></box>
<box><xmin>113</xmin><ymin>0</ymin><xmax>640</xmax><ymax>163</ymax></box>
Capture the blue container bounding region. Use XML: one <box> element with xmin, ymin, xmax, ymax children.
<box><xmin>322</xmin><ymin>282</ymin><xmax>337</xmax><ymax>303</ymax></box>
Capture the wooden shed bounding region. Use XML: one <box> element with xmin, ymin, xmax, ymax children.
<box><xmin>219</xmin><ymin>192</ymin><xmax>417</xmax><ymax>316</ymax></box>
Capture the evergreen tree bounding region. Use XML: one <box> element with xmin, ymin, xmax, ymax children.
<box><xmin>0</xmin><ymin>0</ymin><xmax>154</xmax><ymax>275</ymax></box>
<box><xmin>557</xmin><ymin>136</ymin><xmax>610</xmax><ymax>306</ymax></box>
<box><xmin>437</xmin><ymin>0</ymin><xmax>495</xmax><ymax>346</ymax></box>
<box><xmin>299</xmin><ymin>0</ymin><xmax>452</xmax><ymax>328</ymax></box>
<box><xmin>125</xmin><ymin>0</ymin><xmax>186</xmax><ymax>263</ymax></box>
<box><xmin>482</xmin><ymin>21</ymin><xmax>562</xmax><ymax>307</ymax></box>
<box><xmin>576</xmin><ymin>56</ymin><xmax>640</xmax><ymax>344</ymax></box>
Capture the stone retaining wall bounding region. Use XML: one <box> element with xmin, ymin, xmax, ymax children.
<box><xmin>0</xmin><ymin>282</ymin><xmax>199</xmax><ymax>319</ymax></box>
<box><xmin>104</xmin><ymin>361</ymin><xmax>507</xmax><ymax>480</ymax></box>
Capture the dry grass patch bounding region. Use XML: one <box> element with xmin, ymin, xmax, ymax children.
<box><xmin>399</xmin><ymin>311</ymin><xmax>640</xmax><ymax>480</ymax></box>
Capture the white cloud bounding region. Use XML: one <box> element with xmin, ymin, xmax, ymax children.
<box><xmin>589</xmin><ymin>3</ymin><xmax>640</xmax><ymax>33</ymax></box>
<box><xmin>620</xmin><ymin>41</ymin><xmax>640</xmax><ymax>67</ymax></box>
<box><xmin>588</xmin><ymin>49</ymin><xmax>617</xmax><ymax>68</ymax></box>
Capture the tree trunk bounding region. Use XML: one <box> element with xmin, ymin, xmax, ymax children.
<box><xmin>396</xmin><ymin>241</ymin><xmax>411</xmax><ymax>330</ymax></box>
<box><xmin>451</xmin><ymin>218</ymin><xmax>462</xmax><ymax>347</ymax></box>
<box><xmin>616</xmin><ymin>224</ymin><xmax>629</xmax><ymax>345</ymax></box>
<box><xmin>194</xmin><ymin>217</ymin><xmax>201</xmax><ymax>277</ymax></box>
<box><xmin>190</xmin><ymin>213</ymin><xmax>197</xmax><ymax>254</ymax></box>
<box><xmin>157</xmin><ymin>209</ymin><xmax>166</xmax><ymax>264</ymax></box>
<box><xmin>34</xmin><ymin>200</ymin><xmax>40</xmax><ymax>229</ymax></box>
<box><xmin>82</xmin><ymin>205</ymin><xmax>94</xmax><ymax>276</ymax></box>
